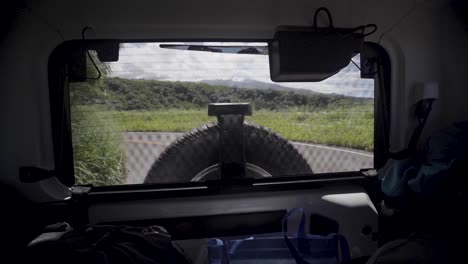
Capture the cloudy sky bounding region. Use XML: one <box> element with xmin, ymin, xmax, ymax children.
<box><xmin>108</xmin><ymin>42</ymin><xmax>374</xmax><ymax>98</ymax></box>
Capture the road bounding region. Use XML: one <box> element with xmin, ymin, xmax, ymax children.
<box><xmin>123</xmin><ymin>132</ymin><xmax>373</xmax><ymax>184</ymax></box>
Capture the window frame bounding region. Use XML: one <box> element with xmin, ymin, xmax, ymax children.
<box><xmin>48</xmin><ymin>39</ymin><xmax>390</xmax><ymax>188</ymax></box>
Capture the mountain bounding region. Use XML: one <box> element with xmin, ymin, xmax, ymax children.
<box><xmin>201</xmin><ymin>79</ymin><xmax>320</xmax><ymax>95</ymax></box>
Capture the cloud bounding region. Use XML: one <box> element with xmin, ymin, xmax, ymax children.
<box><xmin>108</xmin><ymin>42</ymin><xmax>374</xmax><ymax>98</ymax></box>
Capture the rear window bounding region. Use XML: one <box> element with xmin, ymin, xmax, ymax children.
<box><xmin>69</xmin><ymin>42</ymin><xmax>374</xmax><ymax>185</ymax></box>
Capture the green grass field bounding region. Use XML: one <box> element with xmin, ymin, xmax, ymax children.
<box><xmin>82</xmin><ymin>105</ymin><xmax>374</xmax><ymax>151</ymax></box>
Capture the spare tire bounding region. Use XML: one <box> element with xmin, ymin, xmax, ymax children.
<box><xmin>145</xmin><ymin>122</ymin><xmax>312</xmax><ymax>183</ymax></box>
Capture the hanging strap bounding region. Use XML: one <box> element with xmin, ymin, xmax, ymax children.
<box><xmin>282</xmin><ymin>208</ymin><xmax>307</xmax><ymax>237</ymax></box>
<box><xmin>282</xmin><ymin>208</ymin><xmax>309</xmax><ymax>254</ymax></box>
<box><xmin>282</xmin><ymin>208</ymin><xmax>350</xmax><ymax>264</ymax></box>
<box><xmin>338</xmin><ymin>234</ymin><xmax>351</xmax><ymax>262</ymax></box>
<box><xmin>313</xmin><ymin>7</ymin><xmax>334</xmax><ymax>30</ymax></box>
<box><xmin>390</xmin><ymin>99</ymin><xmax>435</xmax><ymax>160</ymax></box>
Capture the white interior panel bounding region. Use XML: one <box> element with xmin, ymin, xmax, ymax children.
<box><xmin>1</xmin><ymin>0</ymin><xmax>467</xmax><ymax>199</ymax></box>
<box><xmin>89</xmin><ymin>185</ymin><xmax>378</xmax><ymax>257</ymax></box>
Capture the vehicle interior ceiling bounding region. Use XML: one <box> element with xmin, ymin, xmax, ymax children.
<box><xmin>1</xmin><ymin>0</ymin><xmax>468</xmax><ymax>263</ymax></box>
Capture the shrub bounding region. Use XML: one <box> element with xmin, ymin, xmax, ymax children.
<box><xmin>71</xmin><ymin>105</ymin><xmax>127</xmax><ymax>185</ymax></box>
<box><xmin>295</xmin><ymin>112</ymin><xmax>310</xmax><ymax>122</ymax></box>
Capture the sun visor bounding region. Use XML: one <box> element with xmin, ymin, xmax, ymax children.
<box><xmin>269</xmin><ymin>8</ymin><xmax>376</xmax><ymax>82</ymax></box>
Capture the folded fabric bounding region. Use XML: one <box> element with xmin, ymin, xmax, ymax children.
<box><xmin>379</xmin><ymin>120</ymin><xmax>468</xmax><ymax>199</ymax></box>
<box><xmin>379</xmin><ymin>159</ymin><xmax>417</xmax><ymax>197</ymax></box>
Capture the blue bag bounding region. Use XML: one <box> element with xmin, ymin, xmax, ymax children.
<box><xmin>208</xmin><ymin>208</ymin><xmax>350</xmax><ymax>264</ymax></box>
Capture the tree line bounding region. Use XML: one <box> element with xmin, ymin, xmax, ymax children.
<box><xmin>70</xmin><ymin>77</ymin><xmax>372</xmax><ymax>111</ymax></box>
